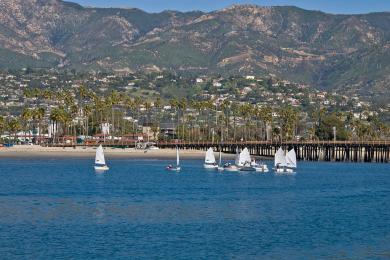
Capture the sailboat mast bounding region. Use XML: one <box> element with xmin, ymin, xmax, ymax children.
<box><xmin>176</xmin><ymin>148</ymin><xmax>180</xmax><ymax>167</ymax></box>
<box><xmin>219</xmin><ymin>149</ymin><xmax>222</xmax><ymax>166</ymax></box>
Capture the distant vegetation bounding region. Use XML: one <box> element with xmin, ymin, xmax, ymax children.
<box><xmin>0</xmin><ymin>70</ymin><xmax>388</xmax><ymax>144</ymax></box>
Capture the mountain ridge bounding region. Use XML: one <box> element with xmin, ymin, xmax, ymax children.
<box><xmin>0</xmin><ymin>0</ymin><xmax>389</xmax><ymax>101</ymax></box>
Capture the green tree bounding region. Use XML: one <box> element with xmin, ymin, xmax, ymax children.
<box><xmin>278</xmin><ymin>106</ymin><xmax>299</xmax><ymax>140</ymax></box>
<box><xmin>7</xmin><ymin>118</ymin><xmax>22</xmax><ymax>143</ymax></box>
<box><xmin>315</xmin><ymin>112</ymin><xmax>349</xmax><ymax>141</ymax></box>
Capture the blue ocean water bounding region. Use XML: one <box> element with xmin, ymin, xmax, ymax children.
<box><xmin>0</xmin><ymin>157</ymin><xmax>389</xmax><ymax>259</ymax></box>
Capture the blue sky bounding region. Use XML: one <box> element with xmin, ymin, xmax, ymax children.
<box><xmin>72</xmin><ymin>0</ymin><xmax>390</xmax><ymax>14</ymax></box>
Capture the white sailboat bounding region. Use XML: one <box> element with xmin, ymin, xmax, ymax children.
<box><xmin>204</xmin><ymin>147</ymin><xmax>218</xmax><ymax>169</ymax></box>
<box><xmin>238</xmin><ymin>148</ymin><xmax>252</xmax><ymax>167</ymax></box>
<box><xmin>224</xmin><ymin>146</ymin><xmax>240</xmax><ymax>171</ymax></box>
<box><xmin>274</xmin><ymin>147</ymin><xmax>296</xmax><ymax>174</ymax></box>
<box><xmin>274</xmin><ymin>147</ymin><xmax>287</xmax><ymax>173</ymax></box>
<box><xmin>251</xmin><ymin>159</ymin><xmax>269</xmax><ymax>173</ymax></box>
<box><xmin>166</xmin><ymin>148</ymin><xmax>181</xmax><ymax>172</ymax></box>
<box><xmin>238</xmin><ymin>147</ymin><xmax>268</xmax><ymax>172</ymax></box>
<box><xmin>94</xmin><ymin>145</ymin><xmax>109</xmax><ymax>171</ymax></box>
<box><xmin>239</xmin><ymin>147</ymin><xmax>256</xmax><ymax>171</ymax></box>
<box><xmin>286</xmin><ymin>148</ymin><xmax>297</xmax><ymax>172</ymax></box>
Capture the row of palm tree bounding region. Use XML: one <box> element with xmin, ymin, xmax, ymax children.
<box><xmin>1</xmin><ymin>86</ymin><xmax>389</xmax><ymax>144</ymax></box>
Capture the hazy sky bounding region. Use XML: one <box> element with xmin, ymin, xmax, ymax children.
<box><xmin>72</xmin><ymin>0</ymin><xmax>390</xmax><ymax>14</ymax></box>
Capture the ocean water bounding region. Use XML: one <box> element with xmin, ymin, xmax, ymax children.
<box><xmin>0</xmin><ymin>157</ymin><xmax>389</xmax><ymax>259</ymax></box>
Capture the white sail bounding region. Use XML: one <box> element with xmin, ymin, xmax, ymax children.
<box><xmin>95</xmin><ymin>145</ymin><xmax>106</xmax><ymax>165</ymax></box>
<box><xmin>176</xmin><ymin>148</ymin><xmax>180</xmax><ymax>167</ymax></box>
<box><xmin>274</xmin><ymin>147</ymin><xmax>287</xmax><ymax>167</ymax></box>
<box><xmin>205</xmin><ymin>148</ymin><xmax>216</xmax><ymax>164</ymax></box>
<box><xmin>286</xmin><ymin>149</ymin><xmax>297</xmax><ymax>168</ymax></box>
<box><xmin>238</xmin><ymin>147</ymin><xmax>251</xmax><ymax>166</ymax></box>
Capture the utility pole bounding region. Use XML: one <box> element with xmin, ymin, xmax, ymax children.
<box><xmin>333</xmin><ymin>126</ymin><xmax>336</xmax><ymax>142</ymax></box>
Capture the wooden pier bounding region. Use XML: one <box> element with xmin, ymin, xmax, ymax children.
<box><xmin>46</xmin><ymin>140</ymin><xmax>390</xmax><ymax>163</ymax></box>
<box><xmin>159</xmin><ymin>141</ymin><xmax>390</xmax><ymax>163</ymax></box>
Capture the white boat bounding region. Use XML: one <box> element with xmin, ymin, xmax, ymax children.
<box><xmin>224</xmin><ymin>163</ymin><xmax>239</xmax><ymax>171</ymax></box>
<box><xmin>240</xmin><ymin>162</ymin><xmax>256</xmax><ymax>172</ymax></box>
<box><xmin>237</xmin><ymin>147</ymin><xmax>252</xmax><ymax>167</ymax></box>
<box><xmin>274</xmin><ymin>147</ymin><xmax>296</xmax><ymax>174</ymax></box>
<box><xmin>166</xmin><ymin>148</ymin><xmax>181</xmax><ymax>172</ymax></box>
<box><xmin>285</xmin><ymin>148</ymin><xmax>297</xmax><ymax>173</ymax></box>
<box><xmin>251</xmin><ymin>160</ymin><xmax>269</xmax><ymax>172</ymax></box>
<box><xmin>238</xmin><ymin>148</ymin><xmax>257</xmax><ymax>172</ymax></box>
<box><xmin>274</xmin><ymin>147</ymin><xmax>287</xmax><ymax>173</ymax></box>
<box><xmin>94</xmin><ymin>145</ymin><xmax>109</xmax><ymax>171</ymax></box>
<box><xmin>204</xmin><ymin>147</ymin><xmax>218</xmax><ymax>169</ymax></box>
<box><xmin>224</xmin><ymin>147</ymin><xmax>240</xmax><ymax>171</ymax></box>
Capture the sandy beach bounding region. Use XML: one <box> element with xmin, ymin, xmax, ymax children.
<box><xmin>0</xmin><ymin>145</ymin><xmax>238</xmax><ymax>159</ymax></box>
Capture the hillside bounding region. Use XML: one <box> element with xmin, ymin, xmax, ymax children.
<box><xmin>0</xmin><ymin>0</ymin><xmax>389</xmax><ymax>101</ymax></box>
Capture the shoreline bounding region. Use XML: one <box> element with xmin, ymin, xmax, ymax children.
<box><xmin>0</xmin><ymin>145</ymin><xmax>246</xmax><ymax>160</ymax></box>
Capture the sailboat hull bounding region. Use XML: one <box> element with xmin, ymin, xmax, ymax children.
<box><xmin>204</xmin><ymin>163</ymin><xmax>218</xmax><ymax>169</ymax></box>
<box><xmin>274</xmin><ymin>167</ymin><xmax>295</xmax><ymax>174</ymax></box>
<box><xmin>240</xmin><ymin>166</ymin><xmax>256</xmax><ymax>172</ymax></box>
<box><xmin>94</xmin><ymin>165</ymin><xmax>109</xmax><ymax>171</ymax></box>
<box><xmin>166</xmin><ymin>148</ymin><xmax>181</xmax><ymax>171</ymax></box>
<box><xmin>254</xmin><ymin>165</ymin><xmax>269</xmax><ymax>172</ymax></box>
<box><xmin>224</xmin><ymin>165</ymin><xmax>239</xmax><ymax>172</ymax></box>
<box><xmin>166</xmin><ymin>166</ymin><xmax>181</xmax><ymax>172</ymax></box>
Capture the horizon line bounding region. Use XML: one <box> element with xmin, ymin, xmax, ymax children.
<box><xmin>67</xmin><ymin>1</ymin><xmax>390</xmax><ymax>16</ymax></box>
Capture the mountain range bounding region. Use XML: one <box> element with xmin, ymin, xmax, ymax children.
<box><xmin>0</xmin><ymin>0</ymin><xmax>389</xmax><ymax>102</ymax></box>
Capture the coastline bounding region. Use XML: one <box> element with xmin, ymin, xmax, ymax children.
<box><xmin>0</xmin><ymin>145</ymin><xmax>241</xmax><ymax>160</ymax></box>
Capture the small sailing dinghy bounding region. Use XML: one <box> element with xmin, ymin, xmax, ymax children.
<box><xmin>251</xmin><ymin>159</ymin><xmax>269</xmax><ymax>173</ymax></box>
<box><xmin>224</xmin><ymin>147</ymin><xmax>240</xmax><ymax>172</ymax></box>
<box><xmin>239</xmin><ymin>148</ymin><xmax>256</xmax><ymax>172</ymax></box>
<box><xmin>204</xmin><ymin>147</ymin><xmax>218</xmax><ymax>169</ymax></box>
<box><xmin>94</xmin><ymin>145</ymin><xmax>109</xmax><ymax>171</ymax></box>
<box><xmin>274</xmin><ymin>147</ymin><xmax>287</xmax><ymax>173</ymax></box>
<box><xmin>285</xmin><ymin>148</ymin><xmax>297</xmax><ymax>173</ymax></box>
<box><xmin>274</xmin><ymin>147</ymin><xmax>296</xmax><ymax>174</ymax></box>
<box><xmin>166</xmin><ymin>148</ymin><xmax>181</xmax><ymax>172</ymax></box>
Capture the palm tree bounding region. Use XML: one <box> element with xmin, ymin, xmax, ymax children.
<box><xmin>230</xmin><ymin>102</ymin><xmax>239</xmax><ymax>141</ymax></box>
<box><xmin>179</xmin><ymin>98</ymin><xmax>187</xmax><ymax>140</ymax></box>
<box><xmin>33</xmin><ymin>107</ymin><xmax>45</xmax><ymax>144</ymax></box>
<box><xmin>7</xmin><ymin>118</ymin><xmax>22</xmax><ymax>143</ymax></box>
<box><xmin>257</xmin><ymin>106</ymin><xmax>272</xmax><ymax>141</ymax></box>
<box><xmin>21</xmin><ymin>108</ymin><xmax>33</xmax><ymax>136</ymax></box>
<box><xmin>50</xmin><ymin>107</ymin><xmax>69</xmax><ymax>144</ymax></box>
<box><xmin>239</xmin><ymin>103</ymin><xmax>253</xmax><ymax>141</ymax></box>
<box><xmin>0</xmin><ymin>116</ymin><xmax>5</xmax><ymax>138</ymax></box>
<box><xmin>144</xmin><ymin>101</ymin><xmax>152</xmax><ymax>125</ymax></box>
<box><xmin>153</xmin><ymin>97</ymin><xmax>163</xmax><ymax>141</ymax></box>
<box><xmin>133</xmin><ymin>97</ymin><xmax>142</xmax><ymax>135</ymax></box>
<box><xmin>123</xmin><ymin>96</ymin><xmax>135</xmax><ymax>136</ymax></box>
<box><xmin>108</xmin><ymin>90</ymin><xmax>121</xmax><ymax>136</ymax></box>
<box><xmin>220</xmin><ymin>100</ymin><xmax>230</xmax><ymax>141</ymax></box>
<box><xmin>169</xmin><ymin>98</ymin><xmax>179</xmax><ymax>138</ymax></box>
<box><xmin>202</xmin><ymin>99</ymin><xmax>214</xmax><ymax>141</ymax></box>
<box><xmin>77</xmin><ymin>85</ymin><xmax>88</xmax><ymax>137</ymax></box>
<box><xmin>278</xmin><ymin>106</ymin><xmax>299</xmax><ymax>141</ymax></box>
<box><xmin>84</xmin><ymin>104</ymin><xmax>93</xmax><ymax>139</ymax></box>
